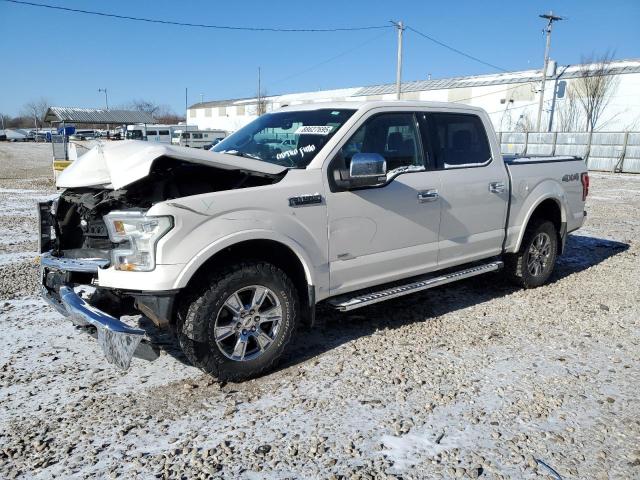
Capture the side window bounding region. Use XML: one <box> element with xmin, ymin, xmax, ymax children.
<box><xmin>428</xmin><ymin>113</ymin><xmax>491</xmax><ymax>169</ymax></box>
<box><xmin>339</xmin><ymin>113</ymin><xmax>424</xmax><ymax>173</ymax></box>
<box><xmin>146</xmin><ymin>130</ymin><xmax>158</xmax><ymax>136</ymax></box>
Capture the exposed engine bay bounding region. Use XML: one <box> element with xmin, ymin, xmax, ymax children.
<box><xmin>51</xmin><ymin>157</ymin><xmax>284</xmax><ymax>258</ymax></box>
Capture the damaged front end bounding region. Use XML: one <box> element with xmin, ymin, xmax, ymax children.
<box><xmin>40</xmin><ymin>150</ymin><xmax>286</xmax><ymax>370</ymax></box>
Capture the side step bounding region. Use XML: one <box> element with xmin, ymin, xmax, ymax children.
<box><xmin>327</xmin><ymin>261</ymin><xmax>504</xmax><ymax>312</ymax></box>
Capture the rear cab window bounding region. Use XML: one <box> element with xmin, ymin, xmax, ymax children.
<box><xmin>423</xmin><ymin>113</ymin><xmax>491</xmax><ymax>169</ymax></box>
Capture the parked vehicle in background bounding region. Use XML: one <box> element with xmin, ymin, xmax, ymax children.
<box><xmin>126</xmin><ymin>124</ymin><xmax>187</xmax><ymax>144</ymax></box>
<box><xmin>57</xmin><ymin>125</ymin><xmax>76</xmax><ymax>137</ymax></box>
<box><xmin>174</xmin><ymin>129</ymin><xmax>226</xmax><ymax>148</ymax></box>
<box><xmin>6</xmin><ymin>129</ymin><xmax>30</xmax><ymax>142</ymax></box>
<box><xmin>206</xmin><ymin>138</ymin><xmax>224</xmax><ymax>150</ymax></box>
<box><xmin>141</xmin><ymin>128</ymin><xmax>171</xmax><ymax>144</ymax></box>
<box><xmin>70</xmin><ymin>129</ymin><xmax>98</xmax><ymax>141</ymax></box>
<box><xmin>39</xmin><ymin>101</ymin><xmax>588</xmax><ymax>381</ymax></box>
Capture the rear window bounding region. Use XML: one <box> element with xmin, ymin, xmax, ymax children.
<box><xmin>429</xmin><ymin>113</ymin><xmax>491</xmax><ymax>168</ymax></box>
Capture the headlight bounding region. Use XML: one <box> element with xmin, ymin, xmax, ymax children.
<box><xmin>103</xmin><ymin>211</ymin><xmax>173</xmax><ymax>272</ymax></box>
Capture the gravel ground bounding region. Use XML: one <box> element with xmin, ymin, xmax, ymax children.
<box><xmin>0</xmin><ymin>143</ymin><xmax>639</xmax><ymax>479</ymax></box>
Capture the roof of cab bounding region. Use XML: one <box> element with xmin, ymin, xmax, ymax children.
<box><xmin>276</xmin><ymin>100</ymin><xmax>488</xmax><ymax>114</ymax></box>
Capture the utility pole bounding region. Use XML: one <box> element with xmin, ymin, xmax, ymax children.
<box><xmin>391</xmin><ymin>20</ymin><xmax>405</xmax><ymax>100</ymax></box>
<box><xmin>257</xmin><ymin>66</ymin><xmax>262</xmax><ymax>115</ymax></box>
<box><xmin>98</xmin><ymin>88</ymin><xmax>109</xmax><ymax>109</ymax></box>
<box><xmin>536</xmin><ymin>11</ymin><xmax>563</xmax><ymax>132</ymax></box>
<box><xmin>98</xmin><ymin>88</ymin><xmax>109</xmax><ymax>133</ymax></box>
<box><xmin>256</xmin><ymin>67</ymin><xmax>262</xmax><ymax>116</ymax></box>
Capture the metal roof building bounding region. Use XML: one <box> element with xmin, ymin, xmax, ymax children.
<box><xmin>188</xmin><ymin>58</ymin><xmax>640</xmax><ymax>133</ymax></box>
<box><xmin>44</xmin><ymin>107</ymin><xmax>155</xmax><ymax>125</ymax></box>
<box><xmin>354</xmin><ymin>60</ymin><xmax>640</xmax><ymax>96</ymax></box>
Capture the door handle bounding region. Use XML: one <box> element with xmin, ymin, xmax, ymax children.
<box><xmin>489</xmin><ymin>182</ymin><xmax>506</xmax><ymax>194</ymax></box>
<box><xmin>417</xmin><ymin>190</ymin><xmax>439</xmax><ymax>203</ymax></box>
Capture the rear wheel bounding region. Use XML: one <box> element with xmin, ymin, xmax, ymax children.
<box><xmin>505</xmin><ymin>219</ymin><xmax>558</xmax><ymax>288</ymax></box>
<box><xmin>176</xmin><ymin>262</ymin><xmax>299</xmax><ymax>382</ymax></box>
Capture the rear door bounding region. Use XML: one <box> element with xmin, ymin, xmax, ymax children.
<box><xmin>325</xmin><ymin>110</ymin><xmax>442</xmax><ymax>295</ymax></box>
<box><xmin>421</xmin><ymin>112</ymin><xmax>508</xmax><ymax>268</ymax></box>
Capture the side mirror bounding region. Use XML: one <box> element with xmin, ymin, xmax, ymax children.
<box><xmin>349</xmin><ymin>153</ymin><xmax>387</xmax><ymax>187</ymax></box>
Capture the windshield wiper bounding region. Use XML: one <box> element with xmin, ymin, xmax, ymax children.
<box><xmin>219</xmin><ymin>149</ymin><xmax>262</xmax><ymax>161</ymax></box>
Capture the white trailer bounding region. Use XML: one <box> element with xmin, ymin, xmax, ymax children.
<box><xmin>173</xmin><ymin>129</ymin><xmax>226</xmax><ymax>148</ymax></box>
<box><xmin>126</xmin><ymin>124</ymin><xmax>185</xmax><ymax>144</ymax></box>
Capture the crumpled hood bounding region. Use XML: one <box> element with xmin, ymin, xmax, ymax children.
<box><xmin>56</xmin><ymin>140</ymin><xmax>287</xmax><ymax>190</ymax></box>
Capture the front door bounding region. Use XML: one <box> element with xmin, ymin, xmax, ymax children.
<box><xmin>325</xmin><ymin>112</ymin><xmax>442</xmax><ymax>295</ymax></box>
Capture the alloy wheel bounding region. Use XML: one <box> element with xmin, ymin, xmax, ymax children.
<box><xmin>527</xmin><ymin>232</ymin><xmax>552</xmax><ymax>277</ymax></box>
<box><xmin>214</xmin><ymin>285</ymin><xmax>282</xmax><ymax>361</ymax></box>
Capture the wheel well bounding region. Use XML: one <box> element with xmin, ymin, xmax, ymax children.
<box><xmin>179</xmin><ymin>239</ymin><xmax>312</xmax><ymax>325</ymax></box>
<box><xmin>527</xmin><ymin>198</ymin><xmax>563</xmax><ymax>249</ymax></box>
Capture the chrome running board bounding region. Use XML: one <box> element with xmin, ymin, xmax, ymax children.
<box><xmin>328</xmin><ymin>261</ymin><xmax>504</xmax><ymax>312</ymax></box>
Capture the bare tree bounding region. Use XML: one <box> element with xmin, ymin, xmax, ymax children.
<box><xmin>21</xmin><ymin>98</ymin><xmax>50</xmax><ymax>129</ymax></box>
<box><xmin>573</xmin><ymin>51</ymin><xmax>619</xmax><ymax>132</ymax></box>
<box><xmin>154</xmin><ymin>105</ymin><xmax>185</xmax><ymax>124</ymax></box>
<box><xmin>125</xmin><ymin>100</ymin><xmax>185</xmax><ymax>124</ymax></box>
<box><xmin>127</xmin><ymin>99</ymin><xmax>161</xmax><ymax>117</ymax></box>
<box><xmin>622</xmin><ymin>115</ymin><xmax>640</xmax><ymax>132</ymax></box>
<box><xmin>3</xmin><ymin>115</ymin><xmax>31</xmax><ymax>128</ymax></box>
<box><xmin>555</xmin><ymin>85</ymin><xmax>583</xmax><ymax>132</ymax></box>
<box><xmin>514</xmin><ymin>112</ymin><xmax>535</xmax><ymax>133</ymax></box>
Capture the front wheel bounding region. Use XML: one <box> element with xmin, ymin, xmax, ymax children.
<box><xmin>176</xmin><ymin>262</ymin><xmax>299</xmax><ymax>382</ymax></box>
<box><xmin>504</xmin><ymin>219</ymin><xmax>558</xmax><ymax>288</ymax></box>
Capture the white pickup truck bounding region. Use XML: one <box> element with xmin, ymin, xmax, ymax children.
<box><xmin>39</xmin><ymin>101</ymin><xmax>589</xmax><ymax>380</ymax></box>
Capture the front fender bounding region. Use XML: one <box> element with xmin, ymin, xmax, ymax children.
<box><xmin>172</xmin><ymin>228</ymin><xmax>319</xmax><ymax>290</ymax></box>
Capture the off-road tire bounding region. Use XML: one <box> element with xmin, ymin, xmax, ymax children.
<box><xmin>504</xmin><ymin>219</ymin><xmax>558</xmax><ymax>288</ymax></box>
<box><xmin>176</xmin><ymin>262</ymin><xmax>299</xmax><ymax>382</ymax></box>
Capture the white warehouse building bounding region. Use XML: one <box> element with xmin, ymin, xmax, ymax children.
<box><xmin>188</xmin><ymin>58</ymin><xmax>640</xmax><ymax>134</ymax></box>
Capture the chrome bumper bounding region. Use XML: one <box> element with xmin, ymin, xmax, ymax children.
<box><xmin>40</xmin><ymin>252</ymin><xmax>149</xmax><ymax>370</ymax></box>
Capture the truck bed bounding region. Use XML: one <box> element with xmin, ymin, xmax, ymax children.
<box><xmin>502</xmin><ymin>154</ymin><xmax>587</xmax><ymax>254</ymax></box>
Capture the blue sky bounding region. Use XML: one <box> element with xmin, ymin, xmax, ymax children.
<box><xmin>1</xmin><ymin>0</ymin><xmax>639</xmax><ymax>116</ymax></box>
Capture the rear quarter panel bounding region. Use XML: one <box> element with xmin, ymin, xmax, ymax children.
<box><xmin>505</xmin><ymin>159</ymin><xmax>587</xmax><ymax>253</ymax></box>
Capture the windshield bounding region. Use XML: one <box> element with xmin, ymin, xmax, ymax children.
<box><xmin>213</xmin><ymin>109</ymin><xmax>355</xmax><ymax>168</ymax></box>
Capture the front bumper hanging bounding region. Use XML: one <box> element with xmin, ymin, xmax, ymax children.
<box><xmin>41</xmin><ymin>252</ymin><xmax>154</xmax><ymax>370</ymax></box>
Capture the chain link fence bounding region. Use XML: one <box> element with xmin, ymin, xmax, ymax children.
<box><xmin>499</xmin><ymin>131</ymin><xmax>640</xmax><ymax>173</ymax></box>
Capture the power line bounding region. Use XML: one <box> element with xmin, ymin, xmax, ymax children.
<box><xmin>269</xmin><ymin>29</ymin><xmax>392</xmax><ymax>89</ymax></box>
<box><xmin>406</xmin><ymin>25</ymin><xmax>509</xmax><ymax>73</ymax></box>
<box><xmin>2</xmin><ymin>0</ymin><xmax>391</xmax><ymax>32</ymax></box>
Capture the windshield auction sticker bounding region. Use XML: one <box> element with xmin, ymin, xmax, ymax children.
<box><xmin>295</xmin><ymin>125</ymin><xmax>333</xmax><ymax>135</ymax></box>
